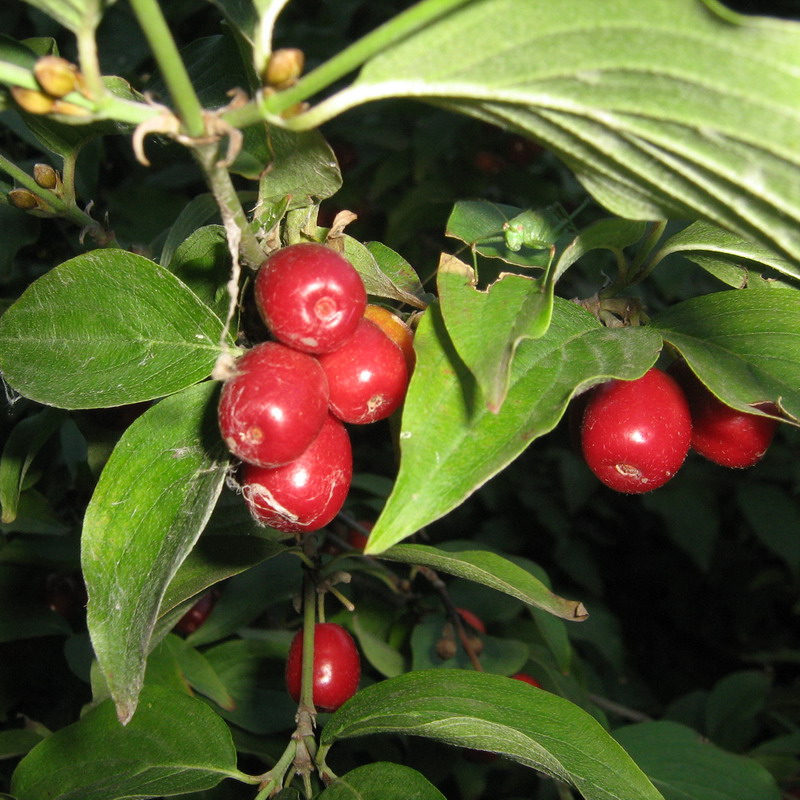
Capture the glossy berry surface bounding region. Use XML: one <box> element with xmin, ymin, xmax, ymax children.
<box><xmin>363</xmin><ymin>304</ymin><xmax>416</xmax><ymax>373</ymax></box>
<box><xmin>671</xmin><ymin>362</ymin><xmax>778</xmax><ymax>469</ymax></box>
<box><xmin>317</xmin><ymin>318</ymin><xmax>409</xmax><ymax>424</ymax></box>
<box><xmin>218</xmin><ymin>342</ymin><xmax>329</xmax><ymax>468</ymax></box>
<box><xmin>285</xmin><ymin>622</ymin><xmax>361</xmax><ymax>712</ymax></box>
<box><xmin>255</xmin><ymin>243</ymin><xmax>367</xmax><ymax>354</ymax></box>
<box><xmin>240</xmin><ymin>414</ymin><xmax>352</xmax><ymax>534</ymax></box>
<box><xmin>580</xmin><ymin>368</ymin><xmax>692</xmax><ymax>494</ymax></box>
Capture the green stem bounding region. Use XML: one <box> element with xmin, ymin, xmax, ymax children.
<box><xmin>192</xmin><ymin>145</ymin><xmax>265</xmax><ymax>269</ymax></box>
<box><xmin>75</xmin><ymin>24</ymin><xmax>105</xmax><ymax>99</ymax></box>
<box><xmin>300</xmin><ymin>571</ymin><xmax>317</xmax><ymax>712</ymax></box>
<box><xmin>253</xmin><ymin>739</ymin><xmax>298</xmax><ymax>800</ymax></box>
<box><xmin>127</xmin><ymin>0</ymin><xmax>206</xmax><ymax>137</ymax></box>
<box><xmin>222</xmin><ymin>0</ymin><xmax>476</xmax><ymax>129</ymax></box>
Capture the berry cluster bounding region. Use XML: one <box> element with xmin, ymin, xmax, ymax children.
<box><xmin>577</xmin><ymin>365</ymin><xmax>778</xmax><ymax>494</ymax></box>
<box><xmin>218</xmin><ymin>242</ymin><xmax>412</xmax><ymax>533</ymax></box>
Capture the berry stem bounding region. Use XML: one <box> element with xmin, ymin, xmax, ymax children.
<box><xmin>192</xmin><ymin>143</ymin><xmax>265</xmax><ymax>270</ymax></box>
<box><xmin>300</xmin><ymin>570</ymin><xmax>318</xmax><ymax>713</ymax></box>
<box><xmin>253</xmin><ymin>739</ymin><xmax>297</xmax><ymax>799</ymax></box>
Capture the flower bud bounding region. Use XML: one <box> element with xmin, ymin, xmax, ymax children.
<box><xmin>33</xmin><ymin>164</ymin><xmax>59</xmax><ymax>190</ymax></box>
<box><xmin>264</xmin><ymin>48</ymin><xmax>305</xmax><ymax>89</ymax></box>
<box><xmin>33</xmin><ymin>56</ymin><xmax>78</xmax><ymax>98</ymax></box>
<box><xmin>10</xmin><ymin>86</ymin><xmax>55</xmax><ymax>115</ymax></box>
<box><xmin>50</xmin><ymin>98</ymin><xmax>91</xmax><ymax>117</ymax></box>
<box><xmin>7</xmin><ymin>189</ymin><xmax>40</xmax><ymax>211</ymax></box>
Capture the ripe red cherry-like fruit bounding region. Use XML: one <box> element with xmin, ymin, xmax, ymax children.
<box><xmin>240</xmin><ymin>413</ymin><xmax>352</xmax><ymax>534</ymax></box>
<box><xmin>363</xmin><ymin>304</ymin><xmax>416</xmax><ymax>374</ymax></box>
<box><xmin>255</xmin><ymin>243</ymin><xmax>367</xmax><ymax>354</ymax></box>
<box><xmin>511</xmin><ymin>672</ymin><xmax>542</xmax><ymax>688</ymax></box>
<box><xmin>580</xmin><ymin>368</ymin><xmax>692</xmax><ymax>494</ymax></box>
<box><xmin>317</xmin><ymin>318</ymin><xmax>409</xmax><ymax>424</ymax></box>
<box><xmin>670</xmin><ymin>362</ymin><xmax>778</xmax><ymax>469</ymax></box>
<box><xmin>218</xmin><ymin>341</ymin><xmax>329</xmax><ymax>468</ymax></box>
<box><xmin>285</xmin><ymin>622</ymin><xmax>361</xmax><ymax>712</ymax></box>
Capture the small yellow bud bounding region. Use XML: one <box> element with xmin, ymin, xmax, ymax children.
<box><xmin>10</xmin><ymin>86</ymin><xmax>55</xmax><ymax>115</ymax></box>
<box><xmin>50</xmin><ymin>98</ymin><xmax>92</xmax><ymax>117</ymax></box>
<box><xmin>7</xmin><ymin>189</ymin><xmax>40</xmax><ymax>211</ymax></box>
<box><xmin>33</xmin><ymin>56</ymin><xmax>78</xmax><ymax>98</ymax></box>
<box><xmin>33</xmin><ymin>164</ymin><xmax>59</xmax><ymax>190</ymax></box>
<box><xmin>264</xmin><ymin>48</ymin><xmax>305</xmax><ymax>89</ymax></box>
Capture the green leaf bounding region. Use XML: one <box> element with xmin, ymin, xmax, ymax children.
<box><xmin>159</xmin><ymin>534</ymin><xmax>294</xmax><ymax>647</ymax></box>
<box><xmin>11</xmin><ymin>686</ymin><xmax>244</xmax><ymax>800</ymax></box>
<box><xmin>201</xmin><ymin>637</ymin><xmax>297</xmax><ymax>735</ymax></box>
<box><xmin>82</xmin><ymin>382</ymin><xmax>230</xmax><ymax>724</ymax></box>
<box><xmin>736</xmin><ymin>483</ymin><xmax>800</xmax><ymax>574</ymax></box>
<box><xmin>553</xmin><ymin>217</ymin><xmax>648</xmax><ymax>281</ymax></box>
<box><xmin>318</xmin><ymin>763</ymin><xmax>446</xmax><ymax>800</ymax></box>
<box><xmin>320</xmin><ymin>670</ymin><xmax>664</xmax><ymax>800</ymax></box>
<box><xmin>259</xmin><ymin>126</ymin><xmax>342</xmax><ymax>205</ymax></box>
<box><xmin>308</xmin><ymin>0</ymin><xmax>800</xmax><ymax>263</ymax></box>
<box><xmin>378</xmin><ymin>543</ymin><xmax>587</xmax><ymax>622</ymax></box>
<box><xmin>162</xmin><ymin>634</ymin><xmax>236</xmax><ymax>711</ymax></box>
<box><xmin>158</xmin><ymin>195</ymin><xmax>223</xmax><ymax>267</ymax></box>
<box><xmin>0</xmin><ymin>249</ymin><xmax>228</xmax><ymax>409</ymax></box>
<box><xmin>445</xmin><ymin>201</ymin><xmax>551</xmax><ymax>269</ymax></box>
<box><xmin>705</xmin><ymin>671</ymin><xmax>771</xmax><ymax>753</ymax></box>
<box><xmin>364</xmin><ymin>241</ymin><xmax>430</xmax><ymax>308</ymax></box>
<box><xmin>0</xmin><ymin>728</ymin><xmax>45</xmax><ymax>760</ymax></box>
<box><xmin>156</xmin><ymin>520</ymin><xmax>289</xmax><ymax>642</ymax></box>
<box><xmin>167</xmin><ymin>225</ymin><xmax>231</xmax><ymax>317</ymax></box>
<box><xmin>18</xmin><ymin>0</ymin><xmax>113</xmax><ymax>33</ymax></box>
<box><xmin>438</xmin><ymin>253</ymin><xmax>555</xmax><ymax>412</ymax></box>
<box><xmin>650</xmin><ymin>289</ymin><xmax>800</xmax><ymax>422</ymax></box>
<box><xmin>0</xmin><ymin>408</ymin><xmax>66</xmax><ymax>523</ymax></box>
<box><xmin>342</xmin><ymin>235</ymin><xmax>426</xmax><ymax>308</ymax></box>
<box><xmin>365</xmin><ymin>299</ymin><xmax>662</xmax><ymax>553</ymax></box>
<box><xmin>614</xmin><ymin>720</ymin><xmax>780</xmax><ymax>800</ymax></box>
<box><xmin>351</xmin><ymin>614</ymin><xmax>406</xmax><ymax>679</ymax></box>
<box><xmin>654</xmin><ymin>220</ymin><xmax>800</xmax><ymax>288</ymax></box>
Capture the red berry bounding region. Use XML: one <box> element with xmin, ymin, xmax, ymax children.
<box><xmin>174</xmin><ymin>588</ymin><xmax>221</xmax><ymax>635</ymax></box>
<box><xmin>363</xmin><ymin>304</ymin><xmax>416</xmax><ymax>374</ymax></box>
<box><xmin>511</xmin><ymin>672</ymin><xmax>542</xmax><ymax>688</ymax></box>
<box><xmin>218</xmin><ymin>342</ymin><xmax>329</xmax><ymax>468</ymax></box>
<box><xmin>456</xmin><ymin>607</ymin><xmax>486</xmax><ymax>634</ymax></box>
<box><xmin>285</xmin><ymin>622</ymin><xmax>361</xmax><ymax>712</ymax></box>
<box><xmin>240</xmin><ymin>414</ymin><xmax>352</xmax><ymax>533</ymax></box>
<box><xmin>317</xmin><ymin>318</ymin><xmax>409</xmax><ymax>424</ymax></box>
<box><xmin>580</xmin><ymin>368</ymin><xmax>692</xmax><ymax>493</ymax></box>
<box><xmin>255</xmin><ymin>243</ymin><xmax>367</xmax><ymax>354</ymax></box>
<box><xmin>670</xmin><ymin>362</ymin><xmax>778</xmax><ymax>469</ymax></box>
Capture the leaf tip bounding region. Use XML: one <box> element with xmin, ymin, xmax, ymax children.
<box><xmin>115</xmin><ymin>697</ymin><xmax>138</xmax><ymax>726</ymax></box>
<box><xmin>573</xmin><ymin>602</ymin><xmax>589</xmax><ymax>621</ymax></box>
